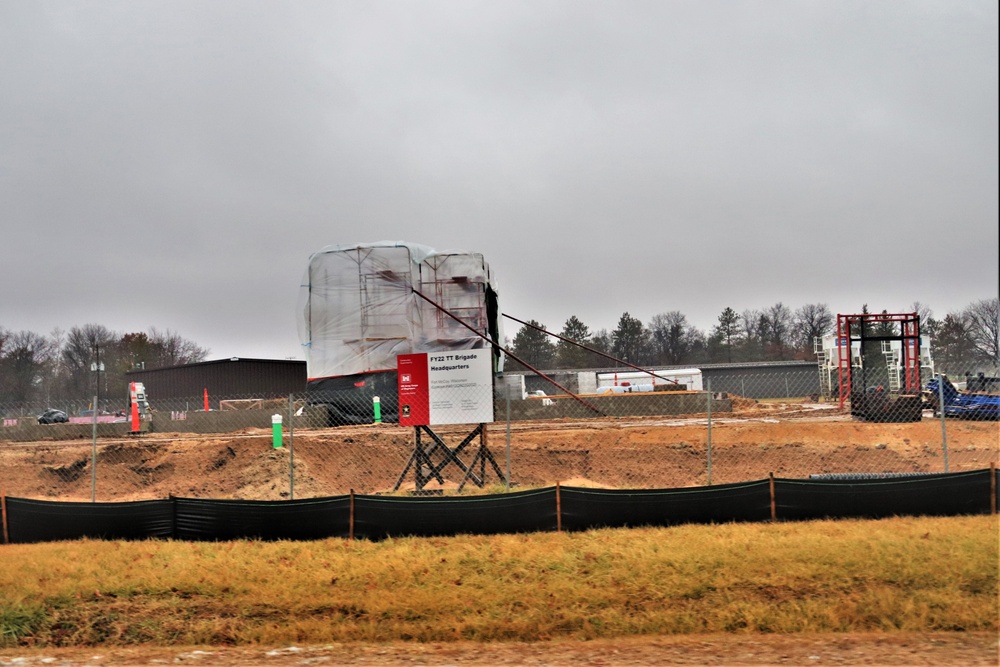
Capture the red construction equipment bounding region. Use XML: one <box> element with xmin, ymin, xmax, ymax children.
<box><xmin>836</xmin><ymin>312</ymin><xmax>923</xmax><ymax>422</ymax></box>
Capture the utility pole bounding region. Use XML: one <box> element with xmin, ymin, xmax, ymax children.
<box><xmin>90</xmin><ymin>344</ymin><xmax>104</xmax><ymax>415</ymax></box>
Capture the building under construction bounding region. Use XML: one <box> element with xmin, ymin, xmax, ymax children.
<box><xmin>297</xmin><ymin>241</ymin><xmax>503</xmax><ymax>424</ymax></box>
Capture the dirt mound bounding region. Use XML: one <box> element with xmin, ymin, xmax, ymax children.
<box><xmin>0</xmin><ymin>418</ymin><xmax>996</xmax><ymax>501</ymax></box>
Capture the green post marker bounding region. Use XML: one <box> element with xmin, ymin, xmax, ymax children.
<box><xmin>271</xmin><ymin>414</ymin><xmax>283</xmax><ymax>448</ymax></box>
<box><xmin>373</xmin><ymin>396</ymin><xmax>382</xmax><ymax>424</ymax></box>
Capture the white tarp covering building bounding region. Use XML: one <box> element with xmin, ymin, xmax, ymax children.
<box><xmin>297</xmin><ymin>241</ymin><xmax>503</xmax><ymax>423</ymax></box>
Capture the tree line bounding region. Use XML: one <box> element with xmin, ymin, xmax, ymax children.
<box><xmin>0</xmin><ymin>324</ymin><xmax>207</xmax><ymax>409</ymax></box>
<box><xmin>3</xmin><ymin>297</ymin><xmax>996</xmax><ymax>409</ymax></box>
<box><xmin>508</xmin><ymin>298</ymin><xmax>1000</xmax><ymax>376</ymax></box>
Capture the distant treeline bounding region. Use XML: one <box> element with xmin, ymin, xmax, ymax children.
<box><xmin>0</xmin><ymin>324</ymin><xmax>206</xmax><ymax>408</ymax></box>
<box><xmin>507</xmin><ymin>299</ymin><xmax>999</xmax><ymax>375</ymax></box>
<box><xmin>2</xmin><ymin>297</ymin><xmax>997</xmax><ymax>409</ymax></box>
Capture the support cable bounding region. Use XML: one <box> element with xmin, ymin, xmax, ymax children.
<box><xmin>410</xmin><ymin>289</ymin><xmax>603</xmax><ymax>415</ymax></box>
<box><xmin>502</xmin><ymin>313</ymin><xmax>682</xmax><ymax>385</ymax></box>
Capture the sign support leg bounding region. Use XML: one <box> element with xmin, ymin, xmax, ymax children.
<box><xmin>458</xmin><ymin>424</ymin><xmax>507</xmax><ymax>491</ymax></box>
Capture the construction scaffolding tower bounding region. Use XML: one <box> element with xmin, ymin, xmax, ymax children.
<box><xmin>836</xmin><ymin>312</ymin><xmax>923</xmax><ymax>422</ymax></box>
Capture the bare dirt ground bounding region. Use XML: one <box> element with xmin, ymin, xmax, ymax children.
<box><xmin>1</xmin><ymin>633</ymin><xmax>997</xmax><ymax>666</ymax></box>
<box><xmin>1</xmin><ymin>410</ymin><xmax>997</xmax><ymax>666</ymax></box>
<box><xmin>0</xmin><ymin>409</ymin><xmax>996</xmax><ymax>500</ymax></box>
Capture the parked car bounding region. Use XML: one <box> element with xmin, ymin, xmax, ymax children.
<box><xmin>37</xmin><ymin>409</ymin><xmax>69</xmax><ymax>424</ymax></box>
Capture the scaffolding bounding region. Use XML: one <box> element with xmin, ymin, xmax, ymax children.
<box><xmin>816</xmin><ymin>332</ymin><xmax>933</xmax><ymax>399</ymax></box>
<box><xmin>299</xmin><ymin>242</ymin><xmax>503</xmax><ymax>382</ymax></box>
<box><xmin>297</xmin><ymin>241</ymin><xmax>504</xmax><ymax>428</ymax></box>
<box><xmin>836</xmin><ymin>312</ymin><xmax>923</xmax><ymax>422</ymax></box>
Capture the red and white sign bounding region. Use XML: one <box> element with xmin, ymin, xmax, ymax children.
<box><xmin>397</xmin><ymin>350</ymin><xmax>494</xmax><ymax>426</ymax></box>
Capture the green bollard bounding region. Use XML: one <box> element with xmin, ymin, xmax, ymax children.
<box><xmin>271</xmin><ymin>413</ymin><xmax>283</xmax><ymax>448</ymax></box>
<box><xmin>373</xmin><ymin>396</ymin><xmax>382</xmax><ymax>424</ymax></box>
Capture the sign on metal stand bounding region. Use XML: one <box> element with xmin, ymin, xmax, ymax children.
<box><xmin>393</xmin><ymin>350</ymin><xmax>504</xmax><ymax>493</ymax></box>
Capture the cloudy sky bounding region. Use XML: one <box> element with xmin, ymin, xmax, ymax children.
<box><xmin>2</xmin><ymin>1</ymin><xmax>997</xmax><ymax>361</ymax></box>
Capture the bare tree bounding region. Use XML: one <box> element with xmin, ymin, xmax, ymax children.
<box><xmin>148</xmin><ymin>328</ymin><xmax>209</xmax><ymax>367</ymax></box>
<box><xmin>0</xmin><ymin>330</ymin><xmax>55</xmax><ymax>405</ymax></box>
<box><xmin>62</xmin><ymin>324</ymin><xmax>118</xmax><ymax>397</ymax></box>
<box><xmin>909</xmin><ymin>301</ymin><xmax>934</xmax><ymax>331</ymax></box>
<box><xmin>933</xmin><ymin>313</ymin><xmax>977</xmax><ymax>375</ymax></box>
<box><xmin>590</xmin><ymin>328</ymin><xmax>612</xmax><ymax>366</ymax></box>
<box><xmin>761</xmin><ymin>302</ymin><xmax>794</xmax><ymax>360</ymax></box>
<box><xmin>739</xmin><ymin>309</ymin><xmax>765</xmax><ymax>360</ymax></box>
<box><xmin>793</xmin><ymin>303</ymin><xmax>834</xmax><ymax>357</ymax></box>
<box><xmin>648</xmin><ymin>311</ymin><xmax>695</xmax><ymax>365</ymax></box>
<box><xmin>963</xmin><ymin>297</ymin><xmax>999</xmax><ymax>371</ymax></box>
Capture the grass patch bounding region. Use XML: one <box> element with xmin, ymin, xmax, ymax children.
<box><xmin>0</xmin><ymin>515</ymin><xmax>995</xmax><ymax>646</ymax></box>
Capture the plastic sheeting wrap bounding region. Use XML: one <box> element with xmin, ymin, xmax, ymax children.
<box><xmin>298</xmin><ymin>241</ymin><xmax>503</xmax><ymax>382</ymax></box>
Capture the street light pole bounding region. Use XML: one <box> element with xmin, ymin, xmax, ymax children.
<box><xmin>91</xmin><ymin>344</ymin><xmax>104</xmax><ymax>416</ymax></box>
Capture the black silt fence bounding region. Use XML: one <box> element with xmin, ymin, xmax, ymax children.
<box><xmin>1</xmin><ymin>468</ymin><xmax>996</xmax><ymax>545</ymax></box>
<box><xmin>352</xmin><ymin>488</ymin><xmax>557</xmax><ymax>540</ymax></box>
<box><xmin>775</xmin><ymin>469</ymin><xmax>995</xmax><ymax>521</ymax></box>
<box><xmin>173</xmin><ymin>496</ymin><xmax>352</xmax><ymax>541</ymax></box>
<box><xmin>559</xmin><ymin>480</ymin><xmax>773</xmax><ymax>531</ymax></box>
<box><xmin>4</xmin><ymin>498</ymin><xmax>174</xmax><ymax>544</ymax></box>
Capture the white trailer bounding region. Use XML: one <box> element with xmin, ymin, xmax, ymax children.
<box><xmin>596</xmin><ymin>368</ymin><xmax>703</xmax><ymax>392</ymax></box>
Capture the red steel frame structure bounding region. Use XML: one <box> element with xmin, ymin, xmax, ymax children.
<box><xmin>836</xmin><ymin>312</ymin><xmax>921</xmax><ymax>411</ymax></box>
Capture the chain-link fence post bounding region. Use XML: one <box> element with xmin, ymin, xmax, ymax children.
<box><xmin>706</xmin><ymin>378</ymin><xmax>713</xmax><ymax>486</ymax></box>
<box><xmin>288</xmin><ymin>393</ymin><xmax>295</xmax><ymax>500</ymax></box>
<box><xmin>938</xmin><ymin>377</ymin><xmax>949</xmax><ymax>472</ymax></box>
<box><xmin>505</xmin><ymin>384</ymin><xmax>512</xmax><ymax>492</ymax></box>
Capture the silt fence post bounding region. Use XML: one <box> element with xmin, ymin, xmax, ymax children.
<box><xmin>556</xmin><ymin>482</ymin><xmax>562</xmax><ymax>533</ymax></box>
<box><xmin>1</xmin><ymin>493</ymin><xmax>8</xmax><ymax>544</ymax></box>
<box><xmin>706</xmin><ymin>378</ymin><xmax>713</xmax><ymax>486</ymax></box>
<box><xmin>991</xmin><ymin>462</ymin><xmax>996</xmax><ymax>516</ymax></box>
<box><xmin>349</xmin><ymin>489</ymin><xmax>355</xmax><ymax>542</ymax></box>
<box><xmin>769</xmin><ymin>472</ymin><xmax>777</xmax><ymax>522</ymax></box>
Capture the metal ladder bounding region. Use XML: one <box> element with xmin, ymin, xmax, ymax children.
<box><xmin>815</xmin><ymin>336</ymin><xmax>832</xmax><ymax>397</ymax></box>
<box><xmin>882</xmin><ymin>341</ymin><xmax>902</xmax><ymax>392</ymax></box>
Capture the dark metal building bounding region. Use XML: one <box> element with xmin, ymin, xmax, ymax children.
<box><xmin>124</xmin><ymin>357</ymin><xmax>820</xmax><ymax>407</ymax></box>
<box><xmin>698</xmin><ymin>361</ymin><xmax>820</xmax><ymax>399</ymax></box>
<box><xmin>125</xmin><ymin>358</ymin><xmax>307</xmax><ymax>405</ymax></box>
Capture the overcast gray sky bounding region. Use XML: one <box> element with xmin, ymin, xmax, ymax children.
<box><xmin>2</xmin><ymin>0</ymin><xmax>997</xmax><ymax>360</ymax></box>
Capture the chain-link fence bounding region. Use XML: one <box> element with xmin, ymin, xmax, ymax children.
<box><xmin>1</xmin><ymin>369</ymin><xmax>996</xmax><ymax>502</ymax></box>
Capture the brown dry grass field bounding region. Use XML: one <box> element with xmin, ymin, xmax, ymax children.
<box><xmin>0</xmin><ymin>517</ymin><xmax>997</xmax><ymax>666</ymax></box>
